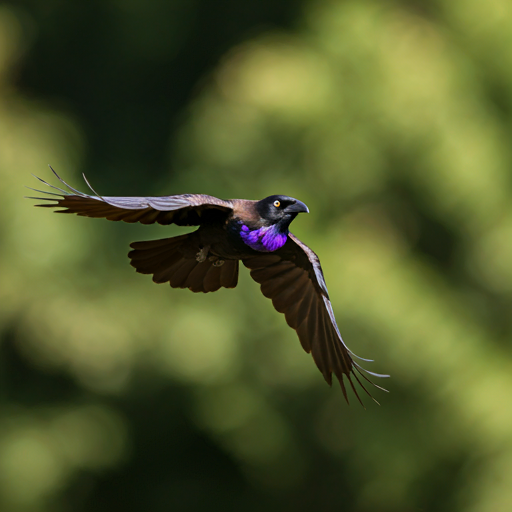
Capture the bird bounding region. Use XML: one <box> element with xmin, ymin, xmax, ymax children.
<box><xmin>27</xmin><ymin>166</ymin><xmax>388</xmax><ymax>404</ymax></box>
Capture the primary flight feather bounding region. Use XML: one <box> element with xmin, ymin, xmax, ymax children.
<box><xmin>28</xmin><ymin>167</ymin><xmax>388</xmax><ymax>405</ymax></box>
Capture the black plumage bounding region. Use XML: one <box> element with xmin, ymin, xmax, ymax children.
<box><xmin>28</xmin><ymin>167</ymin><xmax>388</xmax><ymax>404</ymax></box>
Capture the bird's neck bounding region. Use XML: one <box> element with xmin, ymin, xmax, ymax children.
<box><xmin>238</xmin><ymin>222</ymin><xmax>288</xmax><ymax>252</ymax></box>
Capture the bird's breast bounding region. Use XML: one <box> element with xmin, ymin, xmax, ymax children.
<box><xmin>227</xmin><ymin>220</ymin><xmax>287</xmax><ymax>253</ymax></box>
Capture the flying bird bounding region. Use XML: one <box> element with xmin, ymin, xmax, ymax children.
<box><xmin>28</xmin><ymin>167</ymin><xmax>388</xmax><ymax>404</ymax></box>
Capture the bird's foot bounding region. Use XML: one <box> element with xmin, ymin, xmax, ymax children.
<box><xmin>208</xmin><ymin>255</ymin><xmax>225</xmax><ymax>267</ymax></box>
<box><xmin>196</xmin><ymin>246</ymin><xmax>210</xmax><ymax>263</ymax></box>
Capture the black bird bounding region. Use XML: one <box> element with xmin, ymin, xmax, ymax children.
<box><xmin>28</xmin><ymin>167</ymin><xmax>388</xmax><ymax>404</ymax></box>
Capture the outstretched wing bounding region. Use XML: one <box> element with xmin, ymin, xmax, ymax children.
<box><xmin>27</xmin><ymin>166</ymin><xmax>234</xmax><ymax>226</ymax></box>
<box><xmin>243</xmin><ymin>233</ymin><xmax>388</xmax><ymax>405</ymax></box>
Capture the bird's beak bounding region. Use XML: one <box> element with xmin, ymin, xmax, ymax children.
<box><xmin>285</xmin><ymin>200</ymin><xmax>309</xmax><ymax>214</ymax></box>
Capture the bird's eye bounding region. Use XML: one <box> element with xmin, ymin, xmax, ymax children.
<box><xmin>273</xmin><ymin>200</ymin><xmax>281</xmax><ymax>208</ymax></box>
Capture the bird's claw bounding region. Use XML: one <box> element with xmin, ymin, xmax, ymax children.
<box><xmin>196</xmin><ymin>246</ymin><xmax>209</xmax><ymax>262</ymax></box>
<box><xmin>198</xmin><ymin>248</ymin><xmax>224</xmax><ymax>266</ymax></box>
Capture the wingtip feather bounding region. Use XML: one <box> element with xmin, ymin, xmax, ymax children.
<box><xmin>82</xmin><ymin>172</ymin><xmax>104</xmax><ymax>199</ymax></box>
<box><xmin>48</xmin><ymin>165</ymin><xmax>88</xmax><ymax>196</ymax></box>
<box><xmin>31</xmin><ymin>173</ymin><xmax>69</xmax><ymax>195</ymax></box>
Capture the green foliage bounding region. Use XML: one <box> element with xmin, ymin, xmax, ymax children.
<box><xmin>2</xmin><ymin>1</ymin><xmax>512</xmax><ymax>510</ymax></box>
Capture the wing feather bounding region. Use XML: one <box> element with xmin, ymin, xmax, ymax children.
<box><xmin>281</xmin><ymin>274</ymin><xmax>309</xmax><ymax>329</ymax></box>
<box><xmin>260</xmin><ymin>266</ymin><xmax>302</xmax><ymax>300</ymax></box>
<box><xmin>243</xmin><ymin>233</ymin><xmax>388</xmax><ymax>405</ymax></box>
<box><xmin>28</xmin><ymin>167</ymin><xmax>234</xmax><ymax>226</ymax></box>
<box><xmin>311</xmin><ymin>298</ymin><xmax>332</xmax><ymax>385</ymax></box>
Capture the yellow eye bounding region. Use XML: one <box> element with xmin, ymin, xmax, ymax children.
<box><xmin>273</xmin><ymin>200</ymin><xmax>281</xmax><ymax>208</ymax></box>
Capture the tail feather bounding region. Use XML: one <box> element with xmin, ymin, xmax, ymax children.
<box><xmin>203</xmin><ymin>266</ymin><xmax>222</xmax><ymax>292</ymax></box>
<box><xmin>169</xmin><ymin>259</ymin><xmax>198</xmax><ymax>288</ymax></box>
<box><xmin>128</xmin><ymin>235</ymin><xmax>239</xmax><ymax>293</ymax></box>
<box><xmin>152</xmin><ymin>256</ymin><xmax>186</xmax><ymax>283</ymax></box>
<box><xmin>187</xmin><ymin>260</ymin><xmax>214</xmax><ymax>292</ymax></box>
<box><xmin>135</xmin><ymin>250</ymin><xmax>183</xmax><ymax>275</ymax></box>
<box><xmin>220</xmin><ymin>260</ymin><xmax>239</xmax><ymax>288</ymax></box>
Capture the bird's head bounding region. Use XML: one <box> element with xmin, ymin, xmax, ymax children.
<box><xmin>255</xmin><ymin>195</ymin><xmax>309</xmax><ymax>228</ymax></box>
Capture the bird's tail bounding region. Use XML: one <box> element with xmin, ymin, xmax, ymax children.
<box><xmin>128</xmin><ymin>234</ymin><xmax>239</xmax><ymax>293</ymax></box>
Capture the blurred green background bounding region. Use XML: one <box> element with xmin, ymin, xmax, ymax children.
<box><xmin>1</xmin><ymin>0</ymin><xmax>512</xmax><ymax>510</ymax></box>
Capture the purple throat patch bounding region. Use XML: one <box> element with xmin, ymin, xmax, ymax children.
<box><xmin>240</xmin><ymin>224</ymin><xmax>288</xmax><ymax>252</ymax></box>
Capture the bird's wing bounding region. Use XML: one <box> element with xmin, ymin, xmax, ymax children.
<box><xmin>243</xmin><ymin>233</ymin><xmax>388</xmax><ymax>405</ymax></box>
<box><xmin>27</xmin><ymin>167</ymin><xmax>234</xmax><ymax>226</ymax></box>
